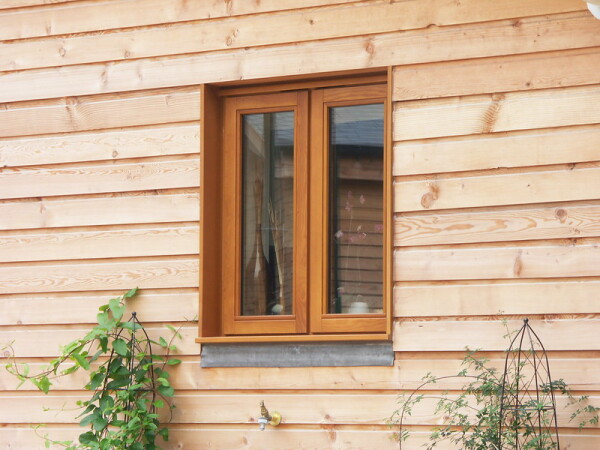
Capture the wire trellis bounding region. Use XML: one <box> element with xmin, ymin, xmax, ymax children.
<box><xmin>499</xmin><ymin>318</ymin><xmax>560</xmax><ymax>449</ymax></box>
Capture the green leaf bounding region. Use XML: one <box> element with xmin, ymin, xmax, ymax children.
<box><xmin>80</xmin><ymin>412</ymin><xmax>98</xmax><ymax>427</ymax></box>
<box><xmin>92</xmin><ymin>416</ymin><xmax>108</xmax><ymax>432</ymax></box>
<box><xmin>96</xmin><ymin>312</ymin><xmax>114</xmax><ymax>329</ymax></box>
<box><xmin>112</xmin><ymin>338</ymin><xmax>129</xmax><ymax>357</ymax></box>
<box><xmin>78</xmin><ymin>431</ymin><xmax>98</xmax><ymax>445</ymax></box>
<box><xmin>124</xmin><ymin>287</ymin><xmax>138</xmax><ymax>298</ymax></box>
<box><xmin>157</xmin><ymin>385</ymin><xmax>175</xmax><ymax>397</ymax></box>
<box><xmin>157</xmin><ymin>377</ymin><xmax>170</xmax><ymax>387</ymax></box>
<box><xmin>32</xmin><ymin>376</ymin><xmax>52</xmax><ymax>394</ymax></box>
<box><xmin>108</xmin><ymin>297</ymin><xmax>126</xmax><ymax>320</ymax></box>
<box><xmin>99</xmin><ymin>395</ymin><xmax>114</xmax><ymax>413</ymax></box>
<box><xmin>61</xmin><ymin>365</ymin><xmax>79</xmax><ymax>376</ymax></box>
<box><xmin>86</xmin><ymin>372</ymin><xmax>105</xmax><ymax>391</ymax></box>
<box><xmin>166</xmin><ymin>358</ymin><xmax>181</xmax><ymax>366</ymax></box>
<box><xmin>158</xmin><ymin>427</ymin><xmax>169</xmax><ymax>441</ymax></box>
<box><xmin>158</xmin><ymin>337</ymin><xmax>168</xmax><ymax>348</ymax></box>
<box><xmin>106</xmin><ymin>378</ymin><xmax>130</xmax><ymax>390</ymax></box>
<box><xmin>71</xmin><ymin>352</ymin><xmax>90</xmax><ymax>370</ymax></box>
<box><xmin>154</xmin><ymin>399</ymin><xmax>165</xmax><ymax>409</ymax></box>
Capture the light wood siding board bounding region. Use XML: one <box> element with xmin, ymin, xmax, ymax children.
<box><xmin>0</xmin><ymin>391</ymin><xmax>596</xmax><ymax>426</ymax></box>
<box><xmin>0</xmin><ymin>192</ymin><xmax>200</xmax><ymax>231</ymax></box>
<box><xmin>395</xmin><ymin>165</ymin><xmax>600</xmax><ymax>212</ymax></box>
<box><xmin>0</xmin><ymin>0</ymin><xmax>362</xmax><ymax>40</ymax></box>
<box><xmin>0</xmin><ymin>0</ymin><xmax>587</xmax><ymax>72</ymax></box>
<box><xmin>394</xmin><ymin>124</ymin><xmax>600</xmax><ymax>176</ymax></box>
<box><xmin>0</xmin><ymin>257</ymin><xmax>199</xmax><ymax>294</ymax></box>
<box><xmin>395</xmin><ymin>279</ymin><xmax>600</xmax><ymax>317</ymax></box>
<box><xmin>393</xmin><ymin>47</ymin><xmax>600</xmax><ymax>101</ymax></box>
<box><xmin>395</xmin><ymin>241</ymin><xmax>600</xmax><ymax>281</ymax></box>
<box><xmin>3</xmin><ymin>357</ymin><xmax>599</xmax><ymax>392</ymax></box>
<box><xmin>0</xmin><ymin>289</ymin><xmax>198</xmax><ymax>325</ymax></box>
<box><xmin>395</xmin><ymin>202</ymin><xmax>600</xmax><ymax>246</ymax></box>
<box><xmin>0</xmin><ymin>123</ymin><xmax>200</xmax><ymax>168</ymax></box>
<box><xmin>394</xmin><ymin>319</ymin><xmax>600</xmax><ymax>352</ymax></box>
<box><xmin>2</xmin><ymin>325</ymin><xmax>198</xmax><ymax>358</ymax></box>
<box><xmin>394</xmin><ymin>83</ymin><xmax>600</xmax><ymax>141</ymax></box>
<box><xmin>0</xmin><ymin>89</ymin><xmax>200</xmax><ymax>138</ymax></box>
<box><xmin>2</xmin><ymin>13</ymin><xmax>599</xmax><ymax>103</ymax></box>
<box><xmin>0</xmin><ymin>427</ymin><xmax>596</xmax><ymax>450</ymax></box>
<box><xmin>0</xmin><ymin>156</ymin><xmax>200</xmax><ymax>200</ymax></box>
<box><xmin>0</xmin><ymin>224</ymin><xmax>199</xmax><ymax>262</ymax></box>
<box><xmin>0</xmin><ymin>0</ymin><xmax>78</xmax><ymax>10</ymax></box>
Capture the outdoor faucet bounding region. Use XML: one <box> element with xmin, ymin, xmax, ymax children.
<box><xmin>258</xmin><ymin>401</ymin><xmax>282</xmax><ymax>431</ymax></box>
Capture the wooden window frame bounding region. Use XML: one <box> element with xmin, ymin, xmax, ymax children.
<box><xmin>197</xmin><ymin>70</ymin><xmax>393</xmax><ymax>344</ymax></box>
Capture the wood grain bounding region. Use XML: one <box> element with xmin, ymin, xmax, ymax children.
<box><xmin>2</xmin><ymin>324</ymin><xmax>198</xmax><ymax>358</ymax></box>
<box><xmin>395</xmin><ymin>165</ymin><xmax>600</xmax><ymax>212</ymax></box>
<box><xmin>393</xmin><ymin>46</ymin><xmax>600</xmax><ymax>101</ymax></box>
<box><xmin>0</xmin><ymin>0</ymin><xmax>77</xmax><ymax>10</ymax></box>
<box><xmin>0</xmin><ymin>0</ymin><xmax>360</xmax><ymax>40</ymax></box>
<box><xmin>0</xmin><ymin>391</ymin><xmax>596</xmax><ymax>426</ymax></box>
<box><xmin>395</xmin><ymin>202</ymin><xmax>600</xmax><ymax>246</ymax></box>
<box><xmin>394</xmin><ymin>318</ymin><xmax>600</xmax><ymax>352</ymax></box>
<box><xmin>394</xmin><ymin>83</ymin><xmax>600</xmax><ymax>141</ymax></box>
<box><xmin>2</xmin><ymin>13</ymin><xmax>599</xmax><ymax>102</ymax></box>
<box><xmin>0</xmin><ymin>224</ymin><xmax>199</xmax><ymax>262</ymax></box>
<box><xmin>0</xmin><ymin>155</ymin><xmax>200</xmax><ymax>199</ymax></box>
<box><xmin>1</xmin><ymin>0</ymin><xmax>585</xmax><ymax>71</ymax></box>
<box><xmin>0</xmin><ymin>88</ymin><xmax>200</xmax><ymax>138</ymax></box>
<box><xmin>0</xmin><ymin>123</ymin><xmax>199</xmax><ymax>168</ymax></box>
<box><xmin>0</xmin><ymin>288</ymin><xmax>198</xmax><ymax>325</ymax></box>
<box><xmin>393</xmin><ymin>124</ymin><xmax>600</xmax><ymax>176</ymax></box>
<box><xmin>395</xmin><ymin>279</ymin><xmax>600</xmax><ymax>317</ymax></box>
<box><xmin>395</xmin><ymin>240</ymin><xmax>600</xmax><ymax>281</ymax></box>
<box><xmin>0</xmin><ymin>257</ymin><xmax>199</xmax><ymax>294</ymax></box>
<box><xmin>0</xmin><ymin>192</ymin><xmax>199</xmax><ymax>231</ymax></box>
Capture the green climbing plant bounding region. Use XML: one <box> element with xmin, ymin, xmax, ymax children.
<box><xmin>3</xmin><ymin>288</ymin><xmax>183</xmax><ymax>450</ymax></box>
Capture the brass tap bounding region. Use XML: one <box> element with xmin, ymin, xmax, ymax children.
<box><xmin>258</xmin><ymin>401</ymin><xmax>282</xmax><ymax>431</ymax></box>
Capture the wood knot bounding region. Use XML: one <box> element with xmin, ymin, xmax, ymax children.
<box><xmin>513</xmin><ymin>252</ymin><xmax>523</xmax><ymax>277</ymax></box>
<box><xmin>58</xmin><ymin>46</ymin><xmax>66</xmax><ymax>57</ymax></box>
<box><xmin>555</xmin><ymin>208</ymin><xmax>567</xmax><ymax>223</ymax></box>
<box><xmin>364</xmin><ymin>39</ymin><xmax>375</xmax><ymax>55</ymax></box>
<box><xmin>112</xmin><ymin>150</ymin><xmax>119</xmax><ymax>158</ymax></box>
<box><xmin>420</xmin><ymin>183</ymin><xmax>439</xmax><ymax>209</ymax></box>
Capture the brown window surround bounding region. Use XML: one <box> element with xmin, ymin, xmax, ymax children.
<box><xmin>197</xmin><ymin>69</ymin><xmax>393</xmax><ymax>344</ymax></box>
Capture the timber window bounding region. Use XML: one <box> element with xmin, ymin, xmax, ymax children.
<box><xmin>198</xmin><ymin>73</ymin><xmax>392</xmax><ymax>343</ymax></box>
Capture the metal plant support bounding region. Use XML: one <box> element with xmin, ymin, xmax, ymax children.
<box><xmin>499</xmin><ymin>318</ymin><xmax>560</xmax><ymax>449</ymax></box>
<box><xmin>104</xmin><ymin>312</ymin><xmax>157</xmax><ymax>420</ymax></box>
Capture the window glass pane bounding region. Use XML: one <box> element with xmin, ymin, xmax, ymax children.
<box><xmin>241</xmin><ymin>111</ymin><xmax>294</xmax><ymax>316</ymax></box>
<box><xmin>329</xmin><ymin>103</ymin><xmax>384</xmax><ymax>314</ymax></box>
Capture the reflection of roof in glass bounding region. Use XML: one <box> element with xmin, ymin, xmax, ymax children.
<box><xmin>244</xmin><ymin>104</ymin><xmax>384</xmax><ymax>149</ymax></box>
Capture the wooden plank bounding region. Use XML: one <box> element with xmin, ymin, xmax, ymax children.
<box><xmin>393</xmin><ymin>124</ymin><xmax>600</xmax><ymax>176</ymax></box>
<box><xmin>0</xmin><ymin>257</ymin><xmax>199</xmax><ymax>294</ymax></box>
<box><xmin>394</xmin><ymin>165</ymin><xmax>600</xmax><ymax>212</ymax></box>
<box><xmin>395</xmin><ymin>240</ymin><xmax>600</xmax><ymax>281</ymax></box>
<box><xmin>0</xmin><ymin>155</ymin><xmax>200</xmax><ymax>199</ymax></box>
<box><xmin>3</xmin><ymin>356</ymin><xmax>599</xmax><ymax>392</ymax></box>
<box><xmin>0</xmin><ymin>0</ymin><xmax>360</xmax><ymax>40</ymax></box>
<box><xmin>395</xmin><ymin>202</ymin><xmax>600</xmax><ymax>246</ymax></box>
<box><xmin>2</xmin><ymin>325</ymin><xmax>198</xmax><ymax>358</ymax></box>
<box><xmin>0</xmin><ymin>89</ymin><xmax>200</xmax><ymax>138</ymax></box>
<box><xmin>394</xmin><ymin>83</ymin><xmax>600</xmax><ymax>141</ymax></box>
<box><xmin>0</xmin><ymin>224</ymin><xmax>199</xmax><ymax>262</ymax></box>
<box><xmin>0</xmin><ymin>123</ymin><xmax>199</xmax><ymax>168</ymax></box>
<box><xmin>0</xmin><ymin>289</ymin><xmax>198</xmax><ymax>325</ymax></box>
<box><xmin>395</xmin><ymin>279</ymin><xmax>600</xmax><ymax>317</ymax></box>
<box><xmin>394</xmin><ymin>318</ymin><xmax>600</xmax><ymax>352</ymax></box>
<box><xmin>1</xmin><ymin>13</ymin><xmax>599</xmax><ymax>102</ymax></box>
<box><xmin>393</xmin><ymin>47</ymin><xmax>600</xmax><ymax>101</ymax></box>
<box><xmin>0</xmin><ymin>426</ymin><xmax>596</xmax><ymax>450</ymax></box>
<box><xmin>0</xmin><ymin>391</ymin><xmax>596</xmax><ymax>426</ymax></box>
<box><xmin>1</xmin><ymin>0</ymin><xmax>586</xmax><ymax>71</ymax></box>
<box><xmin>0</xmin><ymin>192</ymin><xmax>199</xmax><ymax>231</ymax></box>
<box><xmin>0</xmin><ymin>0</ymin><xmax>77</xmax><ymax>10</ymax></box>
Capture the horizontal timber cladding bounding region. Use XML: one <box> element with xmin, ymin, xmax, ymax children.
<box><xmin>0</xmin><ymin>257</ymin><xmax>199</xmax><ymax>294</ymax></box>
<box><xmin>0</xmin><ymin>192</ymin><xmax>200</xmax><ymax>231</ymax></box>
<box><xmin>393</xmin><ymin>83</ymin><xmax>600</xmax><ymax>141</ymax></box>
<box><xmin>395</xmin><ymin>164</ymin><xmax>600</xmax><ymax>212</ymax></box>
<box><xmin>0</xmin><ymin>88</ymin><xmax>200</xmax><ymax>138</ymax></box>
<box><xmin>0</xmin><ymin>391</ymin><xmax>597</xmax><ymax>426</ymax></box>
<box><xmin>0</xmin><ymin>428</ymin><xmax>597</xmax><ymax>450</ymax></box>
<box><xmin>0</xmin><ymin>123</ymin><xmax>200</xmax><ymax>167</ymax></box>
<box><xmin>0</xmin><ymin>289</ymin><xmax>198</xmax><ymax>326</ymax></box>
<box><xmin>393</xmin><ymin>319</ymin><xmax>600</xmax><ymax>352</ymax></box>
<box><xmin>393</xmin><ymin>124</ymin><xmax>600</xmax><ymax>176</ymax></box>
<box><xmin>0</xmin><ymin>0</ymin><xmax>586</xmax><ymax>72</ymax></box>
<box><xmin>0</xmin><ymin>0</ymin><xmax>584</xmax><ymax>42</ymax></box>
<box><xmin>1</xmin><ymin>12</ymin><xmax>600</xmax><ymax>103</ymax></box>
<box><xmin>2</xmin><ymin>356</ymin><xmax>600</xmax><ymax>392</ymax></box>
